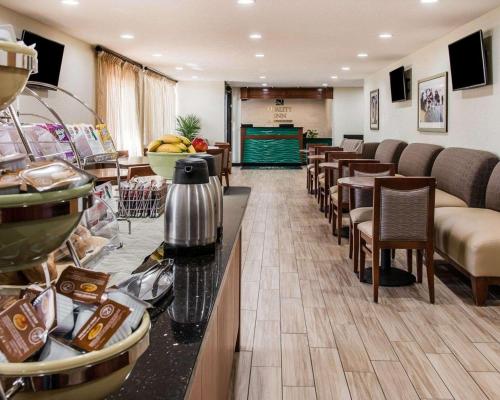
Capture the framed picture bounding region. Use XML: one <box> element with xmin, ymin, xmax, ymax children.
<box><xmin>370</xmin><ymin>89</ymin><xmax>379</xmax><ymax>130</ymax></box>
<box><xmin>418</xmin><ymin>72</ymin><xmax>448</xmax><ymax>132</ymax></box>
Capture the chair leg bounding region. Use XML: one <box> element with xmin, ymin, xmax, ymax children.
<box><xmin>372</xmin><ymin>246</ymin><xmax>380</xmax><ymax>303</ymax></box>
<box><xmin>324</xmin><ymin>190</ymin><xmax>329</xmax><ymax>218</ymax></box>
<box><xmin>416</xmin><ymin>250</ymin><xmax>423</xmax><ymax>283</ymax></box>
<box><xmin>224</xmin><ymin>172</ymin><xmax>230</xmax><ymax>187</ymax></box>
<box><xmin>348</xmin><ymin>222</ymin><xmax>353</xmax><ymax>260</ymax></box>
<box><xmin>328</xmin><ymin>198</ymin><xmax>333</xmax><ymax>223</ymax></box>
<box><xmin>471</xmin><ymin>276</ymin><xmax>489</xmax><ymax>306</ymax></box>
<box><xmin>406</xmin><ymin>249</ymin><xmax>413</xmax><ymax>274</ymax></box>
<box><xmin>353</xmin><ymin>224</ymin><xmax>359</xmax><ymax>274</ymax></box>
<box><xmin>359</xmin><ymin>238</ymin><xmax>366</xmax><ymax>282</ymax></box>
<box><xmin>337</xmin><ymin>210</ymin><xmax>342</xmax><ymax>245</ymax></box>
<box><xmin>332</xmin><ymin>205</ymin><xmax>337</xmax><ymax>236</ymax></box>
<box><xmin>426</xmin><ymin>248</ymin><xmax>435</xmax><ymax>304</ymax></box>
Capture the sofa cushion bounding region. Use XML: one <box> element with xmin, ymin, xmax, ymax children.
<box><xmin>361</xmin><ymin>142</ymin><xmax>380</xmax><ymax>159</ymax></box>
<box><xmin>398</xmin><ymin>143</ymin><xmax>443</xmax><ymax>177</ymax></box>
<box><xmin>374</xmin><ymin>139</ymin><xmax>408</xmax><ymax>165</ymax></box>
<box><xmin>435</xmin><ymin>189</ymin><xmax>467</xmax><ymax>208</ymax></box>
<box><xmin>358</xmin><ymin>221</ymin><xmax>373</xmax><ymax>238</ymax></box>
<box><xmin>431</xmin><ymin>147</ymin><xmax>498</xmax><ymax>207</ymax></box>
<box><xmin>485</xmin><ymin>163</ymin><xmax>500</xmax><ymax>211</ymax></box>
<box><xmin>350</xmin><ymin>207</ymin><xmax>373</xmax><ymax>224</ymax></box>
<box><xmin>435</xmin><ymin>207</ymin><xmax>500</xmax><ymax>277</ymax></box>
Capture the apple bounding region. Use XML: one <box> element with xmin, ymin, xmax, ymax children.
<box><xmin>192</xmin><ymin>137</ymin><xmax>208</xmax><ymax>152</ymax></box>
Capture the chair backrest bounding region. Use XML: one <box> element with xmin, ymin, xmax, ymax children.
<box><xmin>340</xmin><ymin>139</ymin><xmax>364</xmax><ymax>154</ymax></box>
<box><xmin>127</xmin><ymin>165</ymin><xmax>155</xmax><ymax>180</ymax></box>
<box><xmin>485</xmin><ymin>162</ymin><xmax>500</xmax><ymax>211</ymax></box>
<box><xmin>337</xmin><ymin>159</ymin><xmax>378</xmax><ymax>205</ymax></box>
<box><xmin>398</xmin><ymin>143</ymin><xmax>443</xmax><ymax>176</ymax></box>
<box><xmin>361</xmin><ymin>142</ymin><xmax>380</xmax><ymax>159</ymax></box>
<box><xmin>374</xmin><ymin>139</ymin><xmax>408</xmax><ymax>166</ymax></box>
<box><xmin>349</xmin><ymin>163</ymin><xmax>396</xmax><ymax>209</ymax></box>
<box><xmin>315</xmin><ymin>146</ymin><xmax>341</xmax><ymax>155</ymax></box>
<box><xmin>373</xmin><ymin>177</ymin><xmax>435</xmax><ymax>243</ymax></box>
<box><xmin>215</xmin><ymin>142</ymin><xmax>231</xmax><ymax>151</ymax></box>
<box><xmin>215</xmin><ymin>143</ymin><xmax>230</xmax><ymax>170</ymax></box>
<box><xmin>431</xmin><ymin>147</ymin><xmax>498</xmax><ymax>207</ymax></box>
<box><xmin>206</xmin><ymin>148</ymin><xmax>224</xmax><ymax>178</ymax></box>
<box><xmin>324</xmin><ymin>150</ymin><xmax>355</xmax><ymax>162</ymax></box>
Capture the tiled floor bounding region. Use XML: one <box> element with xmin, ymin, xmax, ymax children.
<box><xmin>229</xmin><ymin>167</ymin><xmax>500</xmax><ymax>400</ymax></box>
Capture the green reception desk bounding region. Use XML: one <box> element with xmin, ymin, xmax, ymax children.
<box><xmin>241</xmin><ymin>127</ymin><xmax>303</xmax><ymax>165</ymax></box>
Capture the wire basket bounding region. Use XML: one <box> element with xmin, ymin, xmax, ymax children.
<box><xmin>118</xmin><ymin>177</ymin><xmax>167</xmax><ymax>218</ymax></box>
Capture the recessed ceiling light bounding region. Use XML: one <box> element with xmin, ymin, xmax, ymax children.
<box><xmin>192</xmin><ymin>67</ymin><xmax>203</xmax><ymax>71</ymax></box>
<box><xmin>238</xmin><ymin>0</ymin><xmax>255</xmax><ymax>4</ymax></box>
<box><xmin>331</xmin><ymin>75</ymin><xmax>338</xmax><ymax>79</ymax></box>
<box><xmin>186</xmin><ymin>62</ymin><xmax>197</xmax><ymax>67</ymax></box>
<box><xmin>322</xmin><ymin>83</ymin><xmax>328</xmax><ymax>87</ymax></box>
<box><xmin>262</xmin><ymin>83</ymin><xmax>268</xmax><ymax>87</ymax></box>
<box><xmin>260</xmin><ymin>75</ymin><xmax>266</xmax><ymax>79</ymax></box>
<box><xmin>341</xmin><ymin>66</ymin><xmax>350</xmax><ymax>71</ymax></box>
<box><xmin>152</xmin><ymin>53</ymin><xmax>162</xmax><ymax>57</ymax></box>
<box><xmin>357</xmin><ymin>53</ymin><xmax>368</xmax><ymax>58</ymax></box>
<box><xmin>421</xmin><ymin>0</ymin><xmax>438</xmax><ymax>3</ymax></box>
<box><xmin>120</xmin><ymin>33</ymin><xmax>134</xmax><ymax>39</ymax></box>
<box><xmin>379</xmin><ymin>33</ymin><xmax>393</xmax><ymax>39</ymax></box>
<box><xmin>249</xmin><ymin>33</ymin><xmax>262</xmax><ymax>39</ymax></box>
<box><xmin>61</xmin><ymin>0</ymin><xmax>79</xmax><ymax>5</ymax></box>
<box><xmin>175</xmin><ymin>67</ymin><xmax>184</xmax><ymax>71</ymax></box>
<box><xmin>255</xmin><ymin>53</ymin><xmax>265</xmax><ymax>58</ymax></box>
<box><xmin>192</xmin><ymin>76</ymin><xmax>198</xmax><ymax>79</ymax></box>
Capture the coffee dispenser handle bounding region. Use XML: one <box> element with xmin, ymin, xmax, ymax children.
<box><xmin>184</xmin><ymin>166</ymin><xmax>193</xmax><ymax>174</ymax></box>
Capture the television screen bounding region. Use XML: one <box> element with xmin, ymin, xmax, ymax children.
<box><xmin>390</xmin><ymin>66</ymin><xmax>406</xmax><ymax>102</ymax></box>
<box><xmin>448</xmin><ymin>30</ymin><xmax>487</xmax><ymax>90</ymax></box>
<box><xmin>22</xmin><ymin>30</ymin><xmax>65</xmax><ymax>87</ymax></box>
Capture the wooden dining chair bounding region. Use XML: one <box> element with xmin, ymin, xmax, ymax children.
<box><xmin>306</xmin><ymin>144</ymin><xmax>324</xmax><ymax>193</ymax></box>
<box><xmin>215</xmin><ymin>143</ymin><xmax>231</xmax><ymax>186</ymax></box>
<box><xmin>310</xmin><ymin>146</ymin><xmax>341</xmax><ymax>198</ymax></box>
<box><xmin>206</xmin><ymin>148</ymin><xmax>224</xmax><ymax>182</ymax></box>
<box><xmin>347</xmin><ymin>163</ymin><xmax>395</xmax><ymax>274</ymax></box>
<box><xmin>331</xmin><ymin>158</ymin><xmax>378</xmax><ymax>243</ymax></box>
<box><xmin>358</xmin><ymin>177</ymin><xmax>436</xmax><ymax>303</ymax></box>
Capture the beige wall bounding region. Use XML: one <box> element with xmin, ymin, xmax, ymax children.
<box><xmin>241</xmin><ymin>98</ymin><xmax>332</xmax><ymax>137</ymax></box>
<box><xmin>0</xmin><ymin>5</ymin><xmax>96</xmax><ymax>124</ymax></box>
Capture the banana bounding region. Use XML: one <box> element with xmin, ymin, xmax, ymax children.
<box><xmin>160</xmin><ymin>134</ymin><xmax>182</xmax><ymax>144</ymax></box>
<box><xmin>179</xmin><ymin>136</ymin><xmax>191</xmax><ymax>146</ymax></box>
<box><xmin>157</xmin><ymin>143</ymin><xmax>182</xmax><ymax>153</ymax></box>
<box><xmin>176</xmin><ymin>142</ymin><xmax>188</xmax><ymax>152</ymax></box>
<box><xmin>147</xmin><ymin>139</ymin><xmax>162</xmax><ymax>152</ymax></box>
<box><xmin>187</xmin><ymin>145</ymin><xmax>196</xmax><ymax>154</ymax></box>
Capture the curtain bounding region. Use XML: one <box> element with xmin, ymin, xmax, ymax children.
<box><xmin>143</xmin><ymin>70</ymin><xmax>176</xmax><ymax>144</ymax></box>
<box><xmin>97</xmin><ymin>51</ymin><xmax>176</xmax><ymax>156</ymax></box>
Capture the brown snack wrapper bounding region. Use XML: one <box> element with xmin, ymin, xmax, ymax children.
<box><xmin>31</xmin><ymin>287</ymin><xmax>57</xmax><ymax>333</ymax></box>
<box><xmin>0</xmin><ymin>295</ymin><xmax>18</xmax><ymax>311</ymax></box>
<box><xmin>72</xmin><ymin>300</ymin><xmax>130</xmax><ymax>352</ymax></box>
<box><xmin>56</xmin><ymin>266</ymin><xmax>109</xmax><ymax>304</ymax></box>
<box><xmin>0</xmin><ymin>299</ymin><xmax>46</xmax><ymax>362</ymax></box>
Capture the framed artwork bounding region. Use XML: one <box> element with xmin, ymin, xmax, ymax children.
<box><xmin>418</xmin><ymin>72</ymin><xmax>448</xmax><ymax>133</ymax></box>
<box><xmin>370</xmin><ymin>89</ymin><xmax>379</xmax><ymax>130</ymax></box>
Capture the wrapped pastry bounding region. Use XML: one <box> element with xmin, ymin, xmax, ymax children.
<box><xmin>107</xmin><ymin>289</ymin><xmax>149</xmax><ymax>330</ymax></box>
<box><xmin>72</xmin><ymin>305</ymin><xmax>96</xmax><ymax>339</ymax></box>
<box><xmin>70</xmin><ymin>233</ymin><xmax>88</xmax><ymax>259</ymax></box>
<box><xmin>0</xmin><ymin>271</ymin><xmax>28</xmax><ymax>286</ymax></box>
<box><xmin>74</xmin><ymin>224</ymin><xmax>92</xmax><ymax>242</ymax></box>
<box><xmin>21</xmin><ymin>253</ymin><xmax>57</xmax><ymax>283</ymax></box>
<box><xmin>54</xmin><ymin>293</ymin><xmax>75</xmax><ymax>335</ymax></box>
<box><xmin>39</xmin><ymin>337</ymin><xmax>81</xmax><ymax>362</ymax></box>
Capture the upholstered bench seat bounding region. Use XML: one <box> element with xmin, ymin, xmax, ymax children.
<box><xmin>350</xmin><ymin>207</ymin><xmax>373</xmax><ymax>224</ymax></box>
<box><xmin>435</xmin><ymin>207</ymin><xmax>500</xmax><ymax>277</ymax></box>
<box><xmin>435</xmin><ymin>189</ymin><xmax>468</xmax><ymax>208</ymax></box>
<box><xmin>318</xmin><ymin>172</ymin><xmax>325</xmax><ymax>187</ymax></box>
<box><xmin>330</xmin><ymin>185</ymin><xmax>338</xmax><ymax>195</ymax></box>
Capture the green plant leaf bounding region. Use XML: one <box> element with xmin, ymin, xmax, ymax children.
<box><xmin>176</xmin><ymin>114</ymin><xmax>201</xmax><ymax>141</ymax></box>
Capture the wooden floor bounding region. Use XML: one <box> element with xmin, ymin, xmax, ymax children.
<box><xmin>228</xmin><ymin>167</ymin><xmax>500</xmax><ymax>400</ymax></box>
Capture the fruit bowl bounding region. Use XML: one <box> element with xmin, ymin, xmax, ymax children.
<box><xmin>0</xmin><ymin>312</ymin><xmax>150</xmax><ymax>400</ymax></box>
<box><xmin>0</xmin><ymin>183</ymin><xmax>94</xmax><ymax>272</ymax></box>
<box><xmin>147</xmin><ymin>151</ymin><xmax>192</xmax><ymax>180</ymax></box>
<box><xmin>0</xmin><ymin>41</ymin><xmax>37</xmax><ymax>111</ymax></box>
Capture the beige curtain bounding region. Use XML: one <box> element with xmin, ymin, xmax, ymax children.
<box><xmin>143</xmin><ymin>70</ymin><xmax>176</xmax><ymax>145</ymax></box>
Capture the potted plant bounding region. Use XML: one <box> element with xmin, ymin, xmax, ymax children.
<box><xmin>176</xmin><ymin>114</ymin><xmax>201</xmax><ymax>141</ymax></box>
<box><xmin>305</xmin><ymin>129</ymin><xmax>319</xmax><ymax>138</ymax></box>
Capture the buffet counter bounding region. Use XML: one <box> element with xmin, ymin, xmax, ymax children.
<box><xmin>105</xmin><ymin>186</ymin><xmax>250</xmax><ymax>400</ymax></box>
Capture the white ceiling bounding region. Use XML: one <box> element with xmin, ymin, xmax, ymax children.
<box><xmin>2</xmin><ymin>0</ymin><xmax>500</xmax><ymax>87</ymax></box>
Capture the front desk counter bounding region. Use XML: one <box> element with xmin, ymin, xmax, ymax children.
<box><xmin>106</xmin><ymin>186</ymin><xmax>251</xmax><ymax>400</ymax></box>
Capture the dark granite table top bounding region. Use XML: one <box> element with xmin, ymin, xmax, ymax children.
<box><xmin>107</xmin><ymin>186</ymin><xmax>251</xmax><ymax>400</ymax></box>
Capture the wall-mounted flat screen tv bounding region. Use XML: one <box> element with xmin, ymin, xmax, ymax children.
<box><xmin>389</xmin><ymin>66</ymin><xmax>407</xmax><ymax>102</ymax></box>
<box><xmin>22</xmin><ymin>30</ymin><xmax>65</xmax><ymax>87</ymax></box>
<box><xmin>448</xmin><ymin>30</ymin><xmax>487</xmax><ymax>90</ymax></box>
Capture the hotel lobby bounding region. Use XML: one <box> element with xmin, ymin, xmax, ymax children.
<box><xmin>2</xmin><ymin>0</ymin><xmax>500</xmax><ymax>399</ymax></box>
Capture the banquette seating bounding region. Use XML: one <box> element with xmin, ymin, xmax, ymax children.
<box><xmin>374</xmin><ymin>139</ymin><xmax>407</xmax><ymax>166</ymax></box>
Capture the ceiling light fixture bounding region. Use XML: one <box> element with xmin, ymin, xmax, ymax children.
<box><xmin>237</xmin><ymin>0</ymin><xmax>256</xmax><ymax>4</ymax></box>
<box><xmin>255</xmin><ymin>53</ymin><xmax>265</xmax><ymax>58</ymax></box>
<box><xmin>175</xmin><ymin>67</ymin><xmax>184</xmax><ymax>71</ymax></box>
<box><xmin>421</xmin><ymin>0</ymin><xmax>438</xmax><ymax>3</ymax></box>
<box><xmin>192</xmin><ymin>76</ymin><xmax>199</xmax><ymax>79</ymax></box>
<box><xmin>331</xmin><ymin>75</ymin><xmax>338</xmax><ymax>79</ymax></box>
<box><xmin>262</xmin><ymin>83</ymin><xmax>268</xmax><ymax>87</ymax></box>
<box><xmin>379</xmin><ymin>33</ymin><xmax>393</xmax><ymax>39</ymax></box>
<box><xmin>341</xmin><ymin>66</ymin><xmax>350</xmax><ymax>71</ymax></box>
<box><xmin>357</xmin><ymin>53</ymin><xmax>368</xmax><ymax>58</ymax></box>
<box><xmin>260</xmin><ymin>75</ymin><xmax>266</xmax><ymax>79</ymax></box>
<box><xmin>61</xmin><ymin>0</ymin><xmax>79</xmax><ymax>5</ymax></box>
<box><xmin>186</xmin><ymin>62</ymin><xmax>197</xmax><ymax>67</ymax></box>
<box><xmin>152</xmin><ymin>53</ymin><xmax>162</xmax><ymax>57</ymax></box>
<box><xmin>322</xmin><ymin>83</ymin><xmax>328</xmax><ymax>87</ymax></box>
<box><xmin>120</xmin><ymin>33</ymin><xmax>134</xmax><ymax>39</ymax></box>
<box><xmin>249</xmin><ymin>33</ymin><xmax>262</xmax><ymax>39</ymax></box>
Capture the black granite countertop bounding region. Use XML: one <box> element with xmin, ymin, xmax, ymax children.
<box><xmin>107</xmin><ymin>186</ymin><xmax>251</xmax><ymax>400</ymax></box>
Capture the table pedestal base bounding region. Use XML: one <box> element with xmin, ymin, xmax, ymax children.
<box><xmin>361</xmin><ymin>267</ymin><xmax>416</xmax><ymax>287</ymax></box>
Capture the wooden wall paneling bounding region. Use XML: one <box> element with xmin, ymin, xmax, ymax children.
<box><xmin>240</xmin><ymin>87</ymin><xmax>333</xmax><ymax>100</ymax></box>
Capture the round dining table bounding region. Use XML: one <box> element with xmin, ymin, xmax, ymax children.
<box><xmin>337</xmin><ymin>176</ymin><xmax>417</xmax><ymax>287</ymax></box>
